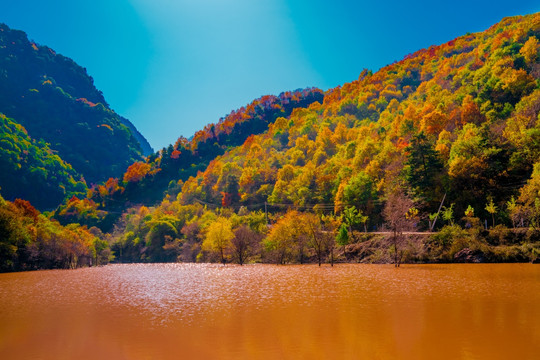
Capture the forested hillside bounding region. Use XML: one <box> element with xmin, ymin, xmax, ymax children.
<box><xmin>179</xmin><ymin>13</ymin><xmax>540</xmax><ymax>218</ymax></box>
<box><xmin>0</xmin><ymin>114</ymin><xmax>86</xmax><ymax>209</ymax></box>
<box><xmin>0</xmin><ymin>193</ymin><xmax>110</xmax><ymax>272</ymax></box>
<box><xmin>0</xmin><ymin>23</ymin><xmax>151</xmax><ymax>195</ymax></box>
<box><xmin>104</xmin><ymin>13</ymin><xmax>540</xmax><ymax>264</ymax></box>
<box><xmin>54</xmin><ymin>88</ymin><xmax>324</xmax><ymax>230</ymax></box>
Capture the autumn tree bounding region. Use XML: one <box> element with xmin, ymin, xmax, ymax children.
<box><xmin>517</xmin><ymin>162</ymin><xmax>540</xmax><ymax>231</ymax></box>
<box><xmin>264</xmin><ymin>211</ymin><xmax>299</xmax><ymax>264</ymax></box>
<box><xmin>322</xmin><ymin>215</ymin><xmax>339</xmax><ymax>266</ymax></box>
<box><xmin>302</xmin><ymin>213</ymin><xmax>326</xmax><ymax>266</ymax></box>
<box><xmin>463</xmin><ymin>205</ymin><xmax>481</xmax><ymax>229</ymax></box>
<box><xmin>221</xmin><ymin>174</ymin><xmax>241</xmax><ymax>207</ymax></box>
<box><xmin>231</xmin><ymin>225</ymin><xmax>261</xmax><ymax>265</ymax></box>
<box><xmin>180</xmin><ymin>222</ymin><xmax>202</xmax><ymax>262</ymax></box>
<box><xmin>123</xmin><ymin>162</ymin><xmax>151</xmax><ymax>183</ymax></box>
<box><xmin>202</xmin><ymin>217</ymin><xmax>234</xmax><ymax>264</ymax></box>
<box><xmin>0</xmin><ymin>206</ymin><xmax>26</xmax><ymax>271</ymax></box>
<box><xmin>485</xmin><ymin>198</ymin><xmax>498</xmax><ymax>228</ymax></box>
<box><xmin>383</xmin><ymin>190</ymin><xmax>416</xmax><ymax>267</ymax></box>
<box><xmin>520</xmin><ymin>36</ymin><xmax>539</xmax><ymax>64</ymax></box>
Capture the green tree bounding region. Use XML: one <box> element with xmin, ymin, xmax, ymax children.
<box><xmin>342</xmin><ymin>172</ymin><xmax>378</xmax><ymax>216</ymax></box>
<box><xmin>145</xmin><ymin>216</ymin><xmax>178</xmax><ymax>262</ymax></box>
<box><xmin>518</xmin><ymin>163</ymin><xmax>540</xmax><ymax>230</ymax></box>
<box><xmin>404</xmin><ymin>132</ymin><xmax>443</xmax><ymax>202</ymax></box>
<box><xmin>441</xmin><ymin>204</ymin><xmax>455</xmax><ymax>226</ymax></box>
<box><xmin>336</xmin><ymin>223</ymin><xmax>349</xmax><ymax>247</ymax></box>
<box><xmin>342</xmin><ymin>206</ymin><xmax>368</xmax><ymax>233</ymax></box>
<box><xmin>506</xmin><ymin>196</ymin><xmax>517</xmax><ymax>228</ymax></box>
<box><xmin>485</xmin><ymin>198</ymin><xmax>498</xmax><ymax>228</ymax></box>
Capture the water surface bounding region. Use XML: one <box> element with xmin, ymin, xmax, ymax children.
<box><xmin>0</xmin><ymin>263</ymin><xmax>538</xmax><ymax>359</ymax></box>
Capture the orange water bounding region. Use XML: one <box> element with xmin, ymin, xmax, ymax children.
<box><xmin>0</xmin><ymin>263</ymin><xmax>538</xmax><ymax>359</ymax></box>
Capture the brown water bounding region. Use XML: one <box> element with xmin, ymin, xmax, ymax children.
<box><xmin>0</xmin><ymin>264</ymin><xmax>538</xmax><ymax>360</ymax></box>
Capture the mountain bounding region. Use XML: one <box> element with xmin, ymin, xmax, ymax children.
<box><xmin>54</xmin><ymin>88</ymin><xmax>324</xmax><ymax>230</ymax></box>
<box><xmin>176</xmin><ymin>13</ymin><xmax>540</xmax><ymax>218</ymax></box>
<box><xmin>100</xmin><ymin>12</ymin><xmax>540</xmax><ymax>263</ymax></box>
<box><xmin>0</xmin><ymin>114</ymin><xmax>86</xmax><ymax>209</ymax></box>
<box><xmin>119</xmin><ymin>115</ymin><xmax>153</xmax><ymax>156</ymax></box>
<box><xmin>0</xmin><ymin>23</ymin><xmax>152</xmax><ymax>192</ymax></box>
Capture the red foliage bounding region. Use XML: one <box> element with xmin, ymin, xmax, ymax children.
<box><xmin>68</xmin><ymin>195</ymin><xmax>80</xmax><ymax>204</ymax></box>
<box><xmin>171</xmin><ymin>150</ymin><xmax>181</xmax><ymax>159</ymax></box>
<box><xmin>221</xmin><ymin>192</ymin><xmax>233</xmax><ymax>208</ymax></box>
<box><xmin>12</xmin><ymin>198</ymin><xmax>39</xmax><ymax>223</ymax></box>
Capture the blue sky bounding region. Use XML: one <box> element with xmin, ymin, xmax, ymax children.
<box><xmin>1</xmin><ymin>1</ymin><xmax>539</xmax><ymax>150</ymax></box>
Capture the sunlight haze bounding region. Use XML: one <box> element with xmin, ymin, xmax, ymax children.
<box><xmin>1</xmin><ymin>0</ymin><xmax>538</xmax><ymax>149</ymax></box>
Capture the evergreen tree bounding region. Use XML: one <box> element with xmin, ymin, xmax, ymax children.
<box><xmin>404</xmin><ymin>132</ymin><xmax>443</xmax><ymax>203</ymax></box>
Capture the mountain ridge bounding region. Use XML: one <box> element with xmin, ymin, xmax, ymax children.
<box><xmin>0</xmin><ymin>22</ymin><xmax>153</xmax><ymax>208</ymax></box>
<box><xmin>0</xmin><ymin>23</ymin><xmax>152</xmax><ymax>180</ymax></box>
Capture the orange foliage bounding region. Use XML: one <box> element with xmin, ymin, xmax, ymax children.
<box><xmin>123</xmin><ymin>162</ymin><xmax>151</xmax><ymax>183</ymax></box>
<box><xmin>98</xmin><ymin>124</ymin><xmax>113</xmax><ymax>131</ymax></box>
<box><xmin>77</xmin><ymin>98</ymin><xmax>97</xmax><ymax>107</ymax></box>
<box><xmin>221</xmin><ymin>192</ymin><xmax>233</xmax><ymax>207</ymax></box>
<box><xmin>171</xmin><ymin>150</ymin><xmax>181</xmax><ymax>159</ymax></box>
<box><xmin>461</xmin><ymin>95</ymin><xmax>485</xmax><ymax>125</ymax></box>
<box><xmin>421</xmin><ymin>109</ymin><xmax>447</xmax><ymax>134</ymax></box>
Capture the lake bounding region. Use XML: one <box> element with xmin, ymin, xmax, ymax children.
<box><xmin>0</xmin><ymin>263</ymin><xmax>539</xmax><ymax>359</ymax></box>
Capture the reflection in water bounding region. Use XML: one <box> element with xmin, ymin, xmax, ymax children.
<box><xmin>0</xmin><ymin>264</ymin><xmax>539</xmax><ymax>359</ymax></box>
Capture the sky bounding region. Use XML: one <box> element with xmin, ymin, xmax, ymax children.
<box><xmin>1</xmin><ymin>1</ymin><xmax>539</xmax><ymax>150</ymax></box>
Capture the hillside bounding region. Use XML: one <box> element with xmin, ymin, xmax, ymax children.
<box><xmin>103</xmin><ymin>13</ymin><xmax>540</xmax><ymax>264</ymax></box>
<box><xmin>0</xmin><ymin>23</ymin><xmax>152</xmax><ymax>193</ymax></box>
<box><xmin>0</xmin><ymin>193</ymin><xmax>110</xmax><ymax>272</ymax></box>
<box><xmin>0</xmin><ymin>114</ymin><xmax>86</xmax><ymax>209</ymax></box>
<box><xmin>179</xmin><ymin>13</ymin><xmax>540</xmax><ymax>215</ymax></box>
<box><xmin>54</xmin><ymin>88</ymin><xmax>324</xmax><ymax>230</ymax></box>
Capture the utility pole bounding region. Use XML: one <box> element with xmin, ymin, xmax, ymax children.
<box><xmin>430</xmin><ymin>193</ymin><xmax>446</xmax><ymax>232</ymax></box>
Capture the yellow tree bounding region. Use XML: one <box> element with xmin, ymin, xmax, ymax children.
<box><xmin>520</xmin><ymin>36</ymin><xmax>539</xmax><ymax>64</ymax></box>
<box><xmin>485</xmin><ymin>198</ymin><xmax>498</xmax><ymax>228</ymax></box>
<box><xmin>202</xmin><ymin>217</ymin><xmax>234</xmax><ymax>264</ymax></box>
<box><xmin>264</xmin><ymin>211</ymin><xmax>299</xmax><ymax>264</ymax></box>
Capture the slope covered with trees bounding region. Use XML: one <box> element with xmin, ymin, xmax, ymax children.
<box><xmin>0</xmin><ymin>193</ymin><xmax>110</xmax><ymax>272</ymax></box>
<box><xmin>54</xmin><ymin>88</ymin><xmax>324</xmax><ymax>230</ymax></box>
<box><xmin>0</xmin><ymin>114</ymin><xmax>86</xmax><ymax>209</ymax></box>
<box><xmin>0</xmin><ymin>23</ymin><xmax>152</xmax><ymax>192</ymax></box>
<box><xmin>181</xmin><ymin>13</ymin><xmax>540</xmax><ymax>220</ymax></box>
<box><xmin>105</xmin><ymin>13</ymin><xmax>540</xmax><ymax>265</ymax></box>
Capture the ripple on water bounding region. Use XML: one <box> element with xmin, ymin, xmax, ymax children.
<box><xmin>1</xmin><ymin>263</ymin><xmax>539</xmax><ymax>359</ymax></box>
